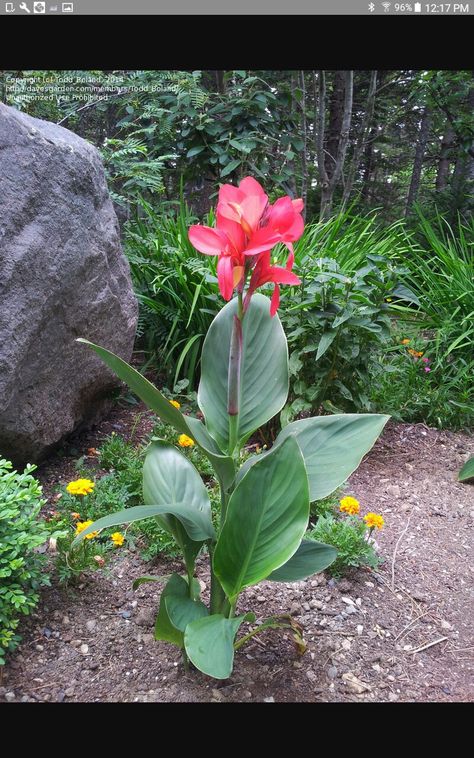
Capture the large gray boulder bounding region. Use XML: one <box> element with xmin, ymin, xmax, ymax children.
<box><xmin>0</xmin><ymin>104</ymin><xmax>138</xmax><ymax>467</ymax></box>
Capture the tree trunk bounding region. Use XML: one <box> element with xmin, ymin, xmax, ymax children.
<box><xmin>342</xmin><ymin>71</ymin><xmax>377</xmax><ymax>209</ymax></box>
<box><xmin>316</xmin><ymin>71</ymin><xmax>329</xmax><ymax>217</ymax></box>
<box><xmin>215</xmin><ymin>71</ymin><xmax>226</xmax><ymax>94</ymax></box>
<box><xmin>299</xmin><ymin>71</ymin><xmax>308</xmax><ymax>217</ymax></box>
<box><xmin>405</xmin><ymin>106</ymin><xmax>431</xmax><ymax>216</ymax></box>
<box><xmin>435</xmin><ymin>125</ymin><xmax>455</xmax><ymax>191</ymax></box>
<box><xmin>320</xmin><ymin>70</ymin><xmax>353</xmax><ymax>220</ymax></box>
<box><xmin>324</xmin><ymin>72</ymin><xmax>345</xmax><ymax>183</ymax></box>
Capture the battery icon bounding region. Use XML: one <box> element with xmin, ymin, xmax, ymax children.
<box><xmin>414</xmin><ymin>2</ymin><xmax>421</xmax><ymax>10</ymax></box>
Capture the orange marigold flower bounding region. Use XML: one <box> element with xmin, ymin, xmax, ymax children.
<box><xmin>364</xmin><ymin>513</ymin><xmax>385</xmax><ymax>530</ymax></box>
<box><xmin>339</xmin><ymin>496</ymin><xmax>360</xmax><ymax>515</ymax></box>
<box><xmin>71</xmin><ymin>512</ymin><xmax>81</xmax><ymax>520</ymax></box>
<box><xmin>401</xmin><ymin>339</ymin><xmax>410</xmax><ymax>345</ymax></box>
<box><xmin>178</xmin><ymin>434</ymin><xmax>194</xmax><ymax>448</ymax></box>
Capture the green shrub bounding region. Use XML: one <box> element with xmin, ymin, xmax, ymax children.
<box><xmin>279</xmin><ymin>254</ymin><xmax>415</xmax><ymax>419</ymax></box>
<box><xmin>0</xmin><ymin>459</ymin><xmax>50</xmax><ymax>665</ymax></box>
<box><xmin>307</xmin><ymin>515</ymin><xmax>379</xmax><ymax>577</ymax></box>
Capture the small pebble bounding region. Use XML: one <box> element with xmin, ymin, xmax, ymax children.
<box><xmin>80</xmin><ymin>644</ymin><xmax>89</xmax><ymax>655</ymax></box>
<box><xmin>263</xmin><ymin>696</ymin><xmax>275</xmax><ymax>703</ymax></box>
<box><xmin>257</xmin><ymin>595</ymin><xmax>266</xmax><ymax>602</ymax></box>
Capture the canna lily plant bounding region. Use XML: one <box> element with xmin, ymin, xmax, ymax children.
<box><xmin>73</xmin><ymin>177</ymin><xmax>389</xmax><ymax>680</ymax></box>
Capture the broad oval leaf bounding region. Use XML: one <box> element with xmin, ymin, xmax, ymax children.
<box><xmin>239</xmin><ymin>413</ymin><xmax>390</xmax><ymax>502</ymax></box>
<box><xmin>184</xmin><ymin>612</ymin><xmax>254</xmax><ymax>679</ymax></box>
<box><xmin>76</xmin><ymin>339</ymin><xmax>235</xmax><ymax>491</ymax></box>
<box><xmin>276</xmin><ymin>414</ymin><xmax>390</xmax><ymax>500</ymax></box>
<box><xmin>143</xmin><ymin>441</ymin><xmax>215</xmax><ymax>541</ymax></box>
<box><xmin>268</xmin><ymin>540</ymin><xmax>337</xmax><ymax>582</ymax></box>
<box><xmin>213</xmin><ymin>436</ymin><xmax>309</xmax><ymax>602</ymax></box>
<box><xmin>155</xmin><ymin>574</ymin><xmax>204</xmax><ymax>647</ymax></box>
<box><xmin>198</xmin><ymin>294</ymin><xmax>289</xmax><ymax>452</ymax></box>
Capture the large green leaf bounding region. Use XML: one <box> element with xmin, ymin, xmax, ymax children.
<box><xmin>76</xmin><ymin>339</ymin><xmax>235</xmax><ymax>491</ymax></box>
<box><xmin>143</xmin><ymin>441</ymin><xmax>215</xmax><ymax>573</ymax></box>
<box><xmin>155</xmin><ymin>574</ymin><xmax>205</xmax><ymax>647</ymax></box>
<box><xmin>184</xmin><ymin>612</ymin><xmax>254</xmax><ymax>679</ymax></box>
<box><xmin>143</xmin><ymin>441</ymin><xmax>215</xmax><ymax>540</ymax></box>
<box><xmin>268</xmin><ymin>540</ymin><xmax>337</xmax><ymax>582</ymax></box>
<box><xmin>238</xmin><ymin>413</ymin><xmax>389</xmax><ymax>501</ymax></box>
<box><xmin>459</xmin><ymin>456</ymin><xmax>474</xmax><ymax>483</ymax></box>
<box><xmin>198</xmin><ymin>294</ymin><xmax>289</xmax><ymax>452</ymax></box>
<box><xmin>71</xmin><ymin>501</ymin><xmax>214</xmax><ymax>548</ymax></box>
<box><xmin>213</xmin><ymin>436</ymin><xmax>309</xmax><ymax>602</ymax></box>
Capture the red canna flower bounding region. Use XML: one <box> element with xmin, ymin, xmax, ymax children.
<box><xmin>244</xmin><ymin>249</ymin><xmax>301</xmax><ymax>317</ymax></box>
<box><xmin>217</xmin><ymin>176</ymin><xmax>268</xmax><ymax>238</ymax></box>
<box><xmin>188</xmin><ymin>176</ymin><xmax>304</xmax><ymax>313</ymax></box>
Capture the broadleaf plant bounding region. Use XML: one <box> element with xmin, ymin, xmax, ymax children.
<box><xmin>74</xmin><ymin>176</ymin><xmax>389</xmax><ymax>680</ymax></box>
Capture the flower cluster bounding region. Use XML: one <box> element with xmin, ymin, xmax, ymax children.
<box><xmin>188</xmin><ymin>176</ymin><xmax>304</xmax><ymax>316</ymax></box>
<box><xmin>401</xmin><ymin>340</ymin><xmax>431</xmax><ymax>373</ymax></box>
<box><xmin>66</xmin><ymin>478</ymin><xmax>95</xmax><ymax>496</ymax></box>
<box><xmin>339</xmin><ymin>496</ymin><xmax>384</xmax><ymax>533</ymax></box>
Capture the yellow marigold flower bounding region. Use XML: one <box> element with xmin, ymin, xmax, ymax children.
<box><xmin>339</xmin><ymin>496</ymin><xmax>360</xmax><ymax>515</ymax></box>
<box><xmin>364</xmin><ymin>512</ymin><xmax>385</xmax><ymax>530</ymax></box>
<box><xmin>75</xmin><ymin>520</ymin><xmax>99</xmax><ymax>539</ymax></box>
<box><xmin>111</xmin><ymin>532</ymin><xmax>125</xmax><ymax>547</ymax></box>
<box><xmin>386</xmin><ymin>297</ymin><xmax>392</xmax><ymax>302</ymax></box>
<box><xmin>66</xmin><ymin>478</ymin><xmax>95</xmax><ymax>496</ymax></box>
<box><xmin>71</xmin><ymin>512</ymin><xmax>81</xmax><ymax>520</ymax></box>
<box><xmin>178</xmin><ymin>434</ymin><xmax>194</xmax><ymax>448</ymax></box>
<box><xmin>401</xmin><ymin>339</ymin><xmax>410</xmax><ymax>345</ymax></box>
<box><xmin>169</xmin><ymin>399</ymin><xmax>181</xmax><ymax>409</ymax></box>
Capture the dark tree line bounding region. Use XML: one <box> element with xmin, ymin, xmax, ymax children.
<box><xmin>1</xmin><ymin>69</ymin><xmax>472</xmax><ymax>222</ymax></box>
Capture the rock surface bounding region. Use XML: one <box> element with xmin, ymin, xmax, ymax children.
<box><xmin>0</xmin><ymin>104</ymin><xmax>138</xmax><ymax>466</ymax></box>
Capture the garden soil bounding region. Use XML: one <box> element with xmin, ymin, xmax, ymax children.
<box><xmin>1</xmin><ymin>403</ymin><xmax>473</xmax><ymax>703</ymax></box>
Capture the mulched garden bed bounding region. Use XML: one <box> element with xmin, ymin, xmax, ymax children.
<box><xmin>1</xmin><ymin>403</ymin><xmax>473</xmax><ymax>703</ymax></box>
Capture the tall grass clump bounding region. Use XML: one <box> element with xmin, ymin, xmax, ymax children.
<box><xmin>124</xmin><ymin>199</ymin><xmax>220</xmax><ymax>390</ymax></box>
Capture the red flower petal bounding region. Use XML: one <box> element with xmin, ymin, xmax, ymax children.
<box><xmin>217</xmin><ymin>256</ymin><xmax>235</xmax><ymax>301</ymax></box>
<box><xmin>189</xmin><ymin>225</ymin><xmax>226</xmax><ymax>255</ymax></box>
<box><xmin>270</xmin><ymin>284</ymin><xmax>280</xmax><ymax>317</ymax></box>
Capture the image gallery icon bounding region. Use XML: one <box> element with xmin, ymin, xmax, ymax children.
<box><xmin>33</xmin><ymin>1</ymin><xmax>45</xmax><ymax>10</ymax></box>
<box><xmin>62</xmin><ymin>1</ymin><xmax>73</xmax><ymax>9</ymax></box>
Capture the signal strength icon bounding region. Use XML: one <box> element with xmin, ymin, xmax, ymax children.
<box><xmin>382</xmin><ymin>2</ymin><xmax>391</xmax><ymax>9</ymax></box>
